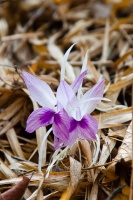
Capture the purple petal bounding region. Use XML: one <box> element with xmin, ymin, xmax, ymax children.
<box><xmin>66</xmin><ymin>129</ymin><xmax>78</xmax><ymax>146</ymax></box>
<box><xmin>56</xmin><ymin>80</ymin><xmax>75</xmax><ymax>109</ymax></box>
<box><xmin>22</xmin><ymin>72</ymin><xmax>57</xmax><ymax>108</ymax></box>
<box><xmin>26</xmin><ymin>107</ymin><xmax>55</xmax><ymax>133</ymax></box>
<box><xmin>80</xmin><ymin>79</ymin><xmax>104</xmax><ymax>115</ymax></box>
<box><xmin>78</xmin><ymin>115</ymin><xmax>97</xmax><ymax>140</ymax></box>
<box><xmin>52</xmin><ymin>109</ymin><xmax>70</xmax><ymax>141</ymax></box>
<box><xmin>54</xmin><ymin>113</ymin><xmax>97</xmax><ymax>149</ymax></box>
<box><xmin>54</xmin><ymin>133</ymin><xmax>77</xmax><ymax>150</ymax></box>
<box><xmin>69</xmin><ymin>118</ymin><xmax>78</xmax><ymax>132</ymax></box>
<box><xmin>69</xmin><ymin>114</ymin><xmax>98</xmax><ymax>140</ymax></box>
<box><xmin>71</xmin><ymin>70</ymin><xmax>87</xmax><ymax>93</ymax></box>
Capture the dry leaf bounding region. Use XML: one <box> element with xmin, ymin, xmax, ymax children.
<box><xmin>60</xmin><ymin>157</ymin><xmax>81</xmax><ymax>200</ymax></box>
<box><xmin>0</xmin><ymin>0</ymin><xmax>133</xmax><ymax>199</ymax></box>
<box><xmin>0</xmin><ymin>176</ymin><xmax>30</xmax><ymax>200</ymax></box>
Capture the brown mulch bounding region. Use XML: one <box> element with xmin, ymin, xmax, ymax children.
<box><xmin>0</xmin><ymin>0</ymin><xmax>133</xmax><ymax>199</ymax></box>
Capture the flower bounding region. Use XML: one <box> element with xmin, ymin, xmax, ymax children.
<box><xmin>22</xmin><ymin>68</ymin><xmax>87</xmax><ymax>147</ymax></box>
<box><xmin>22</xmin><ymin>44</ymin><xmax>104</xmax><ymax>150</ymax></box>
<box><xmin>54</xmin><ymin>78</ymin><xmax>104</xmax><ymax>149</ymax></box>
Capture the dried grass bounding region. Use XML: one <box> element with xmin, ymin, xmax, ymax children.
<box><xmin>0</xmin><ymin>0</ymin><xmax>133</xmax><ymax>199</ymax></box>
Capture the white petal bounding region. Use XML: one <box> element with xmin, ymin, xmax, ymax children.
<box><xmin>60</xmin><ymin>43</ymin><xmax>76</xmax><ymax>81</ymax></box>
<box><xmin>81</xmin><ymin>50</ymin><xmax>89</xmax><ymax>73</ymax></box>
<box><xmin>77</xmin><ymin>51</ymin><xmax>89</xmax><ymax>98</ymax></box>
<box><xmin>22</xmin><ymin>72</ymin><xmax>57</xmax><ymax>108</ymax></box>
<box><xmin>80</xmin><ymin>79</ymin><xmax>104</xmax><ymax>116</ymax></box>
<box><xmin>56</xmin><ymin>80</ymin><xmax>75</xmax><ymax>109</ymax></box>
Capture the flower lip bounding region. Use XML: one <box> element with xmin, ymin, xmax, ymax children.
<box><xmin>69</xmin><ymin>118</ymin><xmax>78</xmax><ymax>132</ymax></box>
<box><xmin>40</xmin><ymin>109</ymin><xmax>55</xmax><ymax>125</ymax></box>
<box><xmin>69</xmin><ymin>117</ymin><xmax>88</xmax><ymax>132</ymax></box>
<box><xmin>54</xmin><ymin>112</ymin><xmax>61</xmax><ymax>125</ymax></box>
<box><xmin>52</xmin><ymin>109</ymin><xmax>70</xmax><ymax>141</ymax></box>
<box><xmin>79</xmin><ymin>117</ymin><xmax>89</xmax><ymax>129</ymax></box>
<box><xmin>25</xmin><ymin>107</ymin><xmax>55</xmax><ymax>133</ymax></box>
<box><xmin>69</xmin><ymin>114</ymin><xmax>98</xmax><ymax>142</ymax></box>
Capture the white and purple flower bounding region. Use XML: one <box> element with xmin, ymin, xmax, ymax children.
<box><xmin>54</xmin><ymin>78</ymin><xmax>104</xmax><ymax>149</ymax></box>
<box><xmin>22</xmin><ymin>69</ymin><xmax>87</xmax><ymax>148</ymax></box>
<box><xmin>22</xmin><ymin>45</ymin><xmax>104</xmax><ymax>150</ymax></box>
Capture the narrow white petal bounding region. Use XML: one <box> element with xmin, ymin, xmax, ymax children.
<box><xmin>60</xmin><ymin>43</ymin><xmax>76</xmax><ymax>81</ymax></box>
<box><xmin>81</xmin><ymin>49</ymin><xmax>89</xmax><ymax>73</ymax></box>
<box><xmin>77</xmin><ymin>50</ymin><xmax>89</xmax><ymax>98</ymax></box>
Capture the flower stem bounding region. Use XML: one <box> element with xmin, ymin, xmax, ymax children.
<box><xmin>38</xmin><ymin>127</ymin><xmax>52</xmax><ymax>173</ymax></box>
